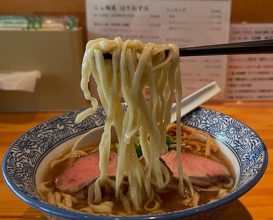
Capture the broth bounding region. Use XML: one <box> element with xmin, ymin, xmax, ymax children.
<box><xmin>39</xmin><ymin>130</ymin><xmax>235</xmax><ymax>216</ymax></box>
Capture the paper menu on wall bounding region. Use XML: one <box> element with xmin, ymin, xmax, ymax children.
<box><xmin>86</xmin><ymin>0</ymin><xmax>231</xmax><ymax>100</ymax></box>
<box><xmin>227</xmin><ymin>23</ymin><xmax>273</xmax><ymax>101</ymax></box>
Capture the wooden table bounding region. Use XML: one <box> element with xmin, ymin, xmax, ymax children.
<box><xmin>1</xmin><ymin>103</ymin><xmax>272</xmax><ymax>219</ymax></box>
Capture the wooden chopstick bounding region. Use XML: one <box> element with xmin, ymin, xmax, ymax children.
<box><xmin>102</xmin><ymin>39</ymin><xmax>273</xmax><ymax>59</ymax></box>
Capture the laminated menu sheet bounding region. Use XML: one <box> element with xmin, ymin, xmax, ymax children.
<box><xmin>86</xmin><ymin>0</ymin><xmax>231</xmax><ymax>101</ymax></box>
<box><xmin>227</xmin><ymin>23</ymin><xmax>273</xmax><ymax>101</ymax></box>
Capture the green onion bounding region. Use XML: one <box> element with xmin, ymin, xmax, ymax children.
<box><xmin>113</xmin><ymin>134</ymin><xmax>189</xmax><ymax>157</ymax></box>
<box><xmin>134</xmin><ymin>142</ymin><xmax>143</xmax><ymax>157</ymax></box>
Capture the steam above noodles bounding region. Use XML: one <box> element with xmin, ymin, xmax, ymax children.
<box><xmin>75</xmin><ymin>37</ymin><xmax>186</xmax><ymax>212</ymax></box>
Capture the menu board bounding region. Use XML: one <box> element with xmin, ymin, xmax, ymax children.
<box><xmin>227</xmin><ymin>23</ymin><xmax>273</xmax><ymax>101</ymax></box>
<box><xmin>86</xmin><ymin>0</ymin><xmax>231</xmax><ymax>100</ymax></box>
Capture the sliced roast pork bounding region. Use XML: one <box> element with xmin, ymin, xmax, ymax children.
<box><xmin>55</xmin><ymin>151</ymin><xmax>118</xmax><ymax>194</ymax></box>
<box><xmin>161</xmin><ymin>150</ymin><xmax>231</xmax><ymax>187</ymax></box>
<box><xmin>56</xmin><ymin>150</ymin><xmax>230</xmax><ymax>194</ymax></box>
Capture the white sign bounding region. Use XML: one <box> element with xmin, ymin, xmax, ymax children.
<box><xmin>227</xmin><ymin>23</ymin><xmax>273</xmax><ymax>101</ymax></box>
<box><xmin>86</xmin><ymin>0</ymin><xmax>231</xmax><ymax>100</ymax></box>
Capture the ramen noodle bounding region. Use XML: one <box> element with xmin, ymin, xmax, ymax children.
<box><xmin>38</xmin><ymin>38</ymin><xmax>234</xmax><ymax>215</ymax></box>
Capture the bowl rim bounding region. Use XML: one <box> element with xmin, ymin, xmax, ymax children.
<box><xmin>2</xmin><ymin>107</ymin><xmax>268</xmax><ymax>219</ymax></box>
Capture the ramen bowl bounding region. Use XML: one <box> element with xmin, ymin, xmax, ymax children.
<box><xmin>2</xmin><ymin>106</ymin><xmax>268</xmax><ymax>220</ymax></box>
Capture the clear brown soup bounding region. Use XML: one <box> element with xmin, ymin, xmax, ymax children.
<box><xmin>41</xmin><ymin>138</ymin><xmax>235</xmax><ymax>215</ymax></box>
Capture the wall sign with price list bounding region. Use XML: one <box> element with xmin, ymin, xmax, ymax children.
<box><xmin>86</xmin><ymin>0</ymin><xmax>231</xmax><ymax>101</ymax></box>
<box><xmin>227</xmin><ymin>23</ymin><xmax>273</xmax><ymax>101</ymax></box>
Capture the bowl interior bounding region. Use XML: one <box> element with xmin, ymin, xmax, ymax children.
<box><xmin>2</xmin><ymin>106</ymin><xmax>268</xmax><ymax>219</ymax></box>
<box><xmin>36</xmin><ymin>130</ymin><xmax>241</xmax><ymax>189</ymax></box>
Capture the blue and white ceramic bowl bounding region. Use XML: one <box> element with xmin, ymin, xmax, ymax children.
<box><xmin>2</xmin><ymin>106</ymin><xmax>268</xmax><ymax>220</ymax></box>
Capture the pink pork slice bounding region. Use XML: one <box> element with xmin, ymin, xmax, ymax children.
<box><xmin>55</xmin><ymin>151</ymin><xmax>118</xmax><ymax>194</ymax></box>
<box><xmin>161</xmin><ymin>151</ymin><xmax>231</xmax><ymax>187</ymax></box>
<box><xmin>56</xmin><ymin>150</ymin><xmax>231</xmax><ymax>194</ymax></box>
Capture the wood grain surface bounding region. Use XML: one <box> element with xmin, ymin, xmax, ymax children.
<box><xmin>0</xmin><ymin>103</ymin><xmax>273</xmax><ymax>219</ymax></box>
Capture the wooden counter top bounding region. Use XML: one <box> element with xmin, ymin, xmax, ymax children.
<box><xmin>1</xmin><ymin>104</ymin><xmax>272</xmax><ymax>219</ymax></box>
